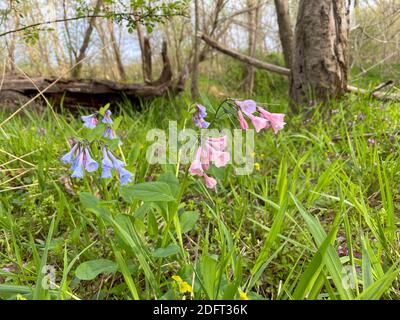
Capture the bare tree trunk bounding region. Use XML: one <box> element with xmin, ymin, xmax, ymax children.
<box><xmin>143</xmin><ymin>37</ymin><xmax>152</xmax><ymax>80</ymax></box>
<box><xmin>273</xmin><ymin>0</ymin><xmax>294</xmax><ymax>68</ymax></box>
<box><xmin>136</xmin><ymin>21</ymin><xmax>152</xmax><ymax>82</ymax></box>
<box><xmin>289</xmin><ymin>0</ymin><xmax>349</xmax><ymax>108</ymax></box>
<box><xmin>107</xmin><ymin>21</ymin><xmax>127</xmax><ymax>81</ymax></box>
<box><xmin>6</xmin><ymin>7</ymin><xmax>19</xmax><ymax>74</ymax></box>
<box><xmin>63</xmin><ymin>0</ymin><xmax>77</xmax><ymax>67</ymax></box>
<box><xmin>94</xmin><ymin>20</ymin><xmax>117</xmax><ymax>80</ymax></box>
<box><xmin>28</xmin><ymin>1</ymin><xmax>54</xmax><ymax>75</ymax></box>
<box><xmin>49</xmin><ymin>2</ymin><xmax>68</xmax><ymax>73</ymax></box>
<box><xmin>191</xmin><ymin>0</ymin><xmax>200</xmax><ymax>99</ymax></box>
<box><xmin>71</xmin><ymin>0</ymin><xmax>102</xmax><ymax>78</ymax></box>
<box><xmin>244</xmin><ymin>0</ymin><xmax>261</xmax><ymax>94</ymax></box>
<box><xmin>197</xmin><ymin>0</ymin><xmax>226</xmax><ymax>67</ymax></box>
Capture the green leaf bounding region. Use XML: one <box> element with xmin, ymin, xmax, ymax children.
<box><xmin>99</xmin><ymin>103</ymin><xmax>110</xmax><ymax>116</ymax></box>
<box><xmin>293</xmin><ymin>217</ymin><xmax>340</xmax><ymax>299</ymax></box>
<box><xmin>0</xmin><ymin>284</ymin><xmax>32</xmax><ymax>295</ymax></box>
<box><xmin>222</xmin><ymin>283</ymin><xmax>238</xmax><ymax>300</ymax></box>
<box><xmin>111</xmin><ymin>215</ymin><xmax>157</xmax><ymax>291</ymax></box>
<box><xmin>361</xmin><ymin>235</ymin><xmax>374</xmax><ymax>291</ymax></box>
<box><xmin>106</xmin><ymin>138</ymin><xmax>121</xmax><ymax>151</ymax></box>
<box><xmin>134</xmin><ymin>203</ymin><xmax>151</xmax><ymax>220</ymax></box>
<box><xmin>158</xmin><ymin>172</ymin><xmax>180</xmax><ymax>197</ymax></box>
<box><xmin>290</xmin><ymin>193</ymin><xmax>353</xmax><ymax>300</ymax></box>
<box><xmin>79</xmin><ymin>192</ymin><xmax>99</xmax><ymax>209</ymax></box>
<box><xmin>75</xmin><ymin>259</ymin><xmax>118</xmax><ymax>280</ymax></box>
<box><xmin>153</xmin><ymin>244</ymin><xmax>180</xmax><ymax>257</ymax></box>
<box><xmin>250</xmin><ymin>199</ymin><xmax>286</xmax><ymax>284</ymax></box>
<box><xmin>357</xmin><ymin>264</ymin><xmax>400</xmax><ymax>300</ymax></box>
<box><xmin>33</xmin><ymin>216</ymin><xmax>55</xmax><ymax>300</ymax></box>
<box><xmin>120</xmin><ymin>182</ymin><xmax>175</xmax><ymax>203</ymax></box>
<box><xmin>112</xmin><ymin>116</ymin><xmax>123</xmax><ymax>131</ymax></box>
<box><xmin>147</xmin><ymin>211</ymin><xmax>158</xmax><ymax>238</ymax></box>
<box><xmin>85</xmin><ymin>123</ymin><xmax>107</xmax><ymax>142</ymax></box>
<box><xmin>113</xmin><ymin>248</ymin><xmax>140</xmax><ymax>300</ymax></box>
<box><xmin>180</xmin><ymin>211</ymin><xmax>199</xmax><ymax>233</ymax></box>
<box><xmin>127</xmin><ymin>143</ymin><xmax>141</xmax><ymax>165</ymax></box>
<box><xmin>201</xmin><ymin>255</ymin><xmax>218</xmax><ymax>299</ymax></box>
<box><xmin>79</xmin><ymin>192</ymin><xmax>109</xmax><ymax>219</ymax></box>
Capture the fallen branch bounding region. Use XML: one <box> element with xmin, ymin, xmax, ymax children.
<box><xmin>0</xmin><ymin>41</ymin><xmax>184</xmax><ymax>108</ymax></box>
<box><xmin>373</xmin><ymin>80</ymin><xmax>394</xmax><ymax>92</ymax></box>
<box><xmin>200</xmin><ymin>34</ymin><xmax>290</xmax><ymax>76</ymax></box>
<box><xmin>200</xmin><ymin>33</ymin><xmax>400</xmax><ymax>101</ymax></box>
<box><xmin>346</xmin><ymin>85</ymin><xmax>400</xmax><ymax>100</ymax></box>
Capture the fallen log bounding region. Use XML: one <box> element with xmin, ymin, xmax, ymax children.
<box><xmin>200</xmin><ymin>33</ymin><xmax>400</xmax><ymax>101</ymax></box>
<box><xmin>0</xmin><ymin>41</ymin><xmax>183</xmax><ymax>109</ymax></box>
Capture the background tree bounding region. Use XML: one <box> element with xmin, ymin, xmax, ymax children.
<box><xmin>289</xmin><ymin>0</ymin><xmax>350</xmax><ymax>108</ymax></box>
<box><xmin>273</xmin><ymin>0</ymin><xmax>293</xmax><ymax>69</ymax></box>
<box><xmin>1</xmin><ymin>0</ymin><xmax>399</xmax><ymax>109</ymax></box>
<box><xmin>71</xmin><ymin>0</ymin><xmax>103</xmax><ymax>78</ymax></box>
<box><xmin>136</xmin><ymin>18</ymin><xmax>153</xmax><ymax>83</ymax></box>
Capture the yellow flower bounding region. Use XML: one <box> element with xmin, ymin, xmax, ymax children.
<box><xmin>16</xmin><ymin>294</ymin><xmax>27</xmax><ymax>300</ymax></box>
<box><xmin>254</xmin><ymin>162</ymin><xmax>260</xmax><ymax>171</ymax></box>
<box><xmin>172</xmin><ymin>275</ymin><xmax>183</xmax><ymax>283</ymax></box>
<box><xmin>261</xmin><ymin>153</ymin><xmax>265</xmax><ymax>159</ymax></box>
<box><xmin>179</xmin><ymin>281</ymin><xmax>193</xmax><ymax>294</ymax></box>
<box><xmin>251</xmin><ymin>152</ymin><xmax>256</xmax><ymax>158</ymax></box>
<box><xmin>239</xmin><ymin>289</ymin><xmax>249</xmax><ymax>300</ymax></box>
<box><xmin>172</xmin><ymin>275</ymin><xmax>193</xmax><ymax>294</ymax></box>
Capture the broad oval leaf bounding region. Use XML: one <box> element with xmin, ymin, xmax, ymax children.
<box><xmin>158</xmin><ymin>172</ymin><xmax>180</xmax><ymax>197</ymax></box>
<box><xmin>180</xmin><ymin>211</ymin><xmax>200</xmax><ymax>233</ymax></box>
<box><xmin>120</xmin><ymin>182</ymin><xmax>175</xmax><ymax>202</ymax></box>
<box><xmin>79</xmin><ymin>192</ymin><xmax>99</xmax><ymax>209</ymax></box>
<box><xmin>153</xmin><ymin>244</ymin><xmax>180</xmax><ymax>258</ymax></box>
<box><xmin>75</xmin><ymin>259</ymin><xmax>118</xmax><ymax>280</ymax></box>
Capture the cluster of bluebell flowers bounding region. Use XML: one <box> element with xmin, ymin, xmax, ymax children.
<box><xmin>61</xmin><ymin>109</ymin><xmax>133</xmax><ymax>185</ymax></box>
<box><xmin>192</xmin><ymin>104</ymin><xmax>210</xmax><ymax>129</ymax></box>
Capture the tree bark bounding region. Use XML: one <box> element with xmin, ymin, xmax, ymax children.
<box><xmin>273</xmin><ymin>0</ymin><xmax>294</xmax><ymax>69</ymax></box>
<box><xmin>71</xmin><ymin>0</ymin><xmax>102</xmax><ymax>78</ymax></box>
<box><xmin>136</xmin><ymin>21</ymin><xmax>153</xmax><ymax>83</ymax></box>
<box><xmin>108</xmin><ymin>20</ymin><xmax>127</xmax><ymax>81</ymax></box>
<box><xmin>289</xmin><ymin>0</ymin><xmax>349</xmax><ymax>108</ymax></box>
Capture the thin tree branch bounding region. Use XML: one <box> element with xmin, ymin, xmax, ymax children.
<box><xmin>200</xmin><ymin>33</ymin><xmax>291</xmax><ymax>76</ymax></box>
<box><xmin>0</xmin><ymin>12</ymin><xmax>181</xmax><ymax>38</ymax></box>
<box><xmin>200</xmin><ymin>33</ymin><xmax>400</xmax><ymax>101</ymax></box>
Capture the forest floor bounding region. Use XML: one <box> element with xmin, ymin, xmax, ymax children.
<box><xmin>1</xmin><ymin>89</ymin><xmax>400</xmax><ymax>300</ymax></box>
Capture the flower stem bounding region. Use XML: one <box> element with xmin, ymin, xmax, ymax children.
<box><xmin>208</xmin><ymin>98</ymin><xmax>231</xmax><ymax>128</ymax></box>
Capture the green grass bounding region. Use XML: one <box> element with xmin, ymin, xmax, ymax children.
<box><xmin>1</xmin><ymin>90</ymin><xmax>400</xmax><ymax>300</ymax></box>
